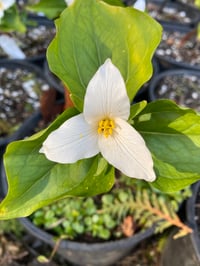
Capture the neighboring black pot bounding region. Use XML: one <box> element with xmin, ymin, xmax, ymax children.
<box><xmin>0</xmin><ymin>110</ymin><xmax>42</xmax><ymax>152</ymax></box>
<box><xmin>124</xmin><ymin>0</ymin><xmax>200</xmax><ymax>28</ymax></box>
<box><xmin>155</xmin><ymin>24</ymin><xmax>200</xmax><ymax>71</ymax></box>
<box><xmin>19</xmin><ymin>216</ymin><xmax>155</xmax><ymax>266</ymax></box>
<box><xmin>173</xmin><ymin>0</ymin><xmax>200</xmax><ymax>11</ymax></box>
<box><xmin>0</xmin><ymin>17</ymin><xmax>55</xmax><ymax>67</ymax></box>
<box><xmin>147</xmin><ymin>0</ymin><xmax>200</xmax><ymax>28</ymax></box>
<box><xmin>161</xmin><ymin>181</ymin><xmax>200</xmax><ymax>266</ymax></box>
<box><xmin>0</xmin><ymin>59</ymin><xmax>61</xmax><ymax>150</ymax></box>
<box><xmin>25</xmin><ymin>17</ymin><xmax>55</xmax><ymax>67</ymax></box>
<box><xmin>43</xmin><ymin>60</ymin><xmax>64</xmax><ymax>94</ymax></box>
<box><xmin>0</xmin><ymin>110</ymin><xmax>42</xmax><ymax>197</ymax></box>
<box><xmin>148</xmin><ymin>68</ymin><xmax>200</xmax><ymax>112</ymax></box>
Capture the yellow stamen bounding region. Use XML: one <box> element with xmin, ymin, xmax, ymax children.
<box><xmin>98</xmin><ymin>118</ymin><xmax>115</xmax><ymax>138</ymax></box>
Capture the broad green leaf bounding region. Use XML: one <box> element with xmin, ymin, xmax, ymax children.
<box><xmin>47</xmin><ymin>0</ymin><xmax>162</xmax><ymax>111</ymax></box>
<box><xmin>133</xmin><ymin>100</ymin><xmax>200</xmax><ymax>192</ymax></box>
<box><xmin>0</xmin><ymin>109</ymin><xmax>115</xmax><ymax>219</ymax></box>
<box><xmin>0</xmin><ymin>5</ymin><xmax>26</xmax><ymax>33</ymax></box>
<box><xmin>26</xmin><ymin>0</ymin><xmax>124</xmax><ymax>20</ymax></box>
<box><xmin>195</xmin><ymin>0</ymin><xmax>200</xmax><ymax>8</ymax></box>
<box><xmin>129</xmin><ymin>100</ymin><xmax>147</xmax><ymax>122</ymax></box>
<box><xmin>26</xmin><ymin>0</ymin><xmax>67</xmax><ymax>19</ymax></box>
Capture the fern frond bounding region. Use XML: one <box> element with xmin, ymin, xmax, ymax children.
<box><xmin>98</xmin><ymin>187</ymin><xmax>192</xmax><ymax>238</ymax></box>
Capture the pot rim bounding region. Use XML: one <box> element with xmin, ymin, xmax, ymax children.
<box><xmin>19</xmin><ymin>216</ymin><xmax>155</xmax><ymax>251</ymax></box>
<box><xmin>186</xmin><ymin>181</ymin><xmax>200</xmax><ymax>258</ymax></box>
<box><xmin>148</xmin><ymin>68</ymin><xmax>200</xmax><ymax>101</ymax></box>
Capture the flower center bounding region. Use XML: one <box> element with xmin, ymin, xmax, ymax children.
<box><xmin>98</xmin><ymin>118</ymin><xmax>115</xmax><ymax>138</ymax></box>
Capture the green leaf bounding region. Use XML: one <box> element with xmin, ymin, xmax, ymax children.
<box><xmin>0</xmin><ymin>5</ymin><xmax>26</xmax><ymax>33</ymax></box>
<box><xmin>133</xmin><ymin>100</ymin><xmax>200</xmax><ymax>192</ymax></box>
<box><xmin>47</xmin><ymin>0</ymin><xmax>162</xmax><ymax>111</ymax></box>
<box><xmin>26</xmin><ymin>0</ymin><xmax>124</xmax><ymax>21</ymax></box>
<box><xmin>103</xmin><ymin>0</ymin><xmax>125</xmax><ymax>6</ymax></box>
<box><xmin>0</xmin><ymin>108</ymin><xmax>115</xmax><ymax>219</ymax></box>
<box><xmin>27</xmin><ymin>0</ymin><xmax>67</xmax><ymax>19</ymax></box>
<box><xmin>129</xmin><ymin>100</ymin><xmax>147</xmax><ymax>122</ymax></box>
<box><xmin>37</xmin><ymin>255</ymin><xmax>50</xmax><ymax>263</ymax></box>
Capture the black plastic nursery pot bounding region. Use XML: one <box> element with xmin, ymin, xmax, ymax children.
<box><xmin>19</xmin><ymin>216</ymin><xmax>155</xmax><ymax>266</ymax></box>
<box><xmin>25</xmin><ymin>17</ymin><xmax>55</xmax><ymax>66</ymax></box>
<box><xmin>147</xmin><ymin>0</ymin><xmax>200</xmax><ymax>28</ymax></box>
<box><xmin>161</xmin><ymin>181</ymin><xmax>200</xmax><ymax>266</ymax></box>
<box><xmin>0</xmin><ymin>17</ymin><xmax>55</xmax><ymax>67</ymax></box>
<box><xmin>0</xmin><ymin>159</ymin><xmax>155</xmax><ymax>266</ymax></box>
<box><xmin>0</xmin><ymin>59</ymin><xmax>60</xmax><ymax>147</ymax></box>
<box><xmin>0</xmin><ymin>60</ymin><xmax>64</xmax><ymax>195</ymax></box>
<box><xmin>155</xmin><ymin>24</ymin><xmax>200</xmax><ymax>71</ymax></box>
<box><xmin>0</xmin><ymin>110</ymin><xmax>42</xmax><ymax>155</ymax></box>
<box><xmin>148</xmin><ymin>68</ymin><xmax>200</xmax><ymax>112</ymax></box>
<box><xmin>124</xmin><ymin>0</ymin><xmax>200</xmax><ymax>28</ymax></box>
<box><xmin>176</xmin><ymin>0</ymin><xmax>200</xmax><ymax>10</ymax></box>
<box><xmin>0</xmin><ymin>110</ymin><xmax>42</xmax><ymax>198</ymax></box>
<box><xmin>43</xmin><ymin>60</ymin><xmax>65</xmax><ymax>94</ymax></box>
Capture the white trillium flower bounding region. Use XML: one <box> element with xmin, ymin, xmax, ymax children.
<box><xmin>64</xmin><ymin>0</ymin><xmax>74</xmax><ymax>6</ymax></box>
<box><xmin>0</xmin><ymin>0</ymin><xmax>15</xmax><ymax>19</ymax></box>
<box><xmin>40</xmin><ymin>59</ymin><xmax>156</xmax><ymax>182</ymax></box>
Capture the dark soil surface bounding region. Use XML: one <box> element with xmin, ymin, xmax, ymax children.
<box><xmin>156</xmin><ymin>28</ymin><xmax>200</xmax><ymax>70</ymax></box>
<box><xmin>0</xmin><ymin>65</ymin><xmax>50</xmax><ymax>137</ymax></box>
<box><xmin>150</xmin><ymin>73</ymin><xmax>200</xmax><ymax>111</ymax></box>
<box><xmin>147</xmin><ymin>1</ymin><xmax>198</xmax><ymax>26</ymax></box>
<box><xmin>0</xmin><ymin>22</ymin><xmax>55</xmax><ymax>60</ymax></box>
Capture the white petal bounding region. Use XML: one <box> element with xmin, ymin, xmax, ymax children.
<box><xmin>64</xmin><ymin>0</ymin><xmax>74</xmax><ymax>6</ymax></box>
<box><xmin>84</xmin><ymin>59</ymin><xmax>130</xmax><ymax>124</ymax></box>
<box><xmin>2</xmin><ymin>0</ymin><xmax>15</xmax><ymax>9</ymax></box>
<box><xmin>133</xmin><ymin>0</ymin><xmax>146</xmax><ymax>11</ymax></box>
<box><xmin>98</xmin><ymin>118</ymin><xmax>156</xmax><ymax>181</ymax></box>
<box><xmin>40</xmin><ymin>114</ymin><xmax>99</xmax><ymax>163</ymax></box>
